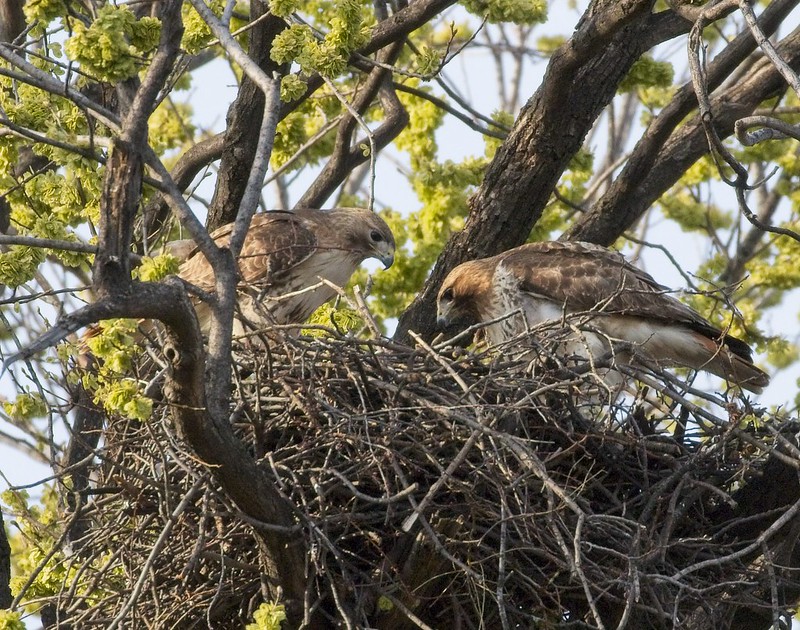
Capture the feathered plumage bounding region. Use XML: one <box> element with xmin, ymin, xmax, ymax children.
<box><xmin>436</xmin><ymin>241</ymin><xmax>769</xmax><ymax>393</ymax></box>
<box><xmin>179</xmin><ymin>207</ymin><xmax>395</xmax><ymax>333</ymax></box>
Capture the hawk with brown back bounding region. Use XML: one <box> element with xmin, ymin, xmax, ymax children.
<box><xmin>179</xmin><ymin>207</ymin><xmax>395</xmax><ymax>333</ymax></box>
<box><xmin>436</xmin><ymin>241</ymin><xmax>769</xmax><ymax>393</ymax></box>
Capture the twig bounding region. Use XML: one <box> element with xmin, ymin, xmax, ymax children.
<box><xmin>106</xmin><ymin>478</ymin><xmax>205</xmax><ymax>630</ymax></box>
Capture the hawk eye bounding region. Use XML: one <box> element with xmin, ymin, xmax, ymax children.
<box><xmin>370</xmin><ymin>230</ymin><xmax>383</xmax><ymax>243</ymax></box>
<box><xmin>441</xmin><ymin>287</ymin><xmax>454</xmax><ymax>301</ymax></box>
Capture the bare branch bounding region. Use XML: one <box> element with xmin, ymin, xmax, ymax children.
<box><xmin>0</xmin><ymin>234</ymin><xmax>97</xmax><ymax>255</ymax></box>
<box><xmin>393</xmin><ymin>82</ymin><xmax>508</xmax><ymax>139</ymax></box>
<box><xmin>297</xmin><ymin>39</ymin><xmax>408</xmax><ymax>208</ymax></box>
<box><xmin>735</xmin><ymin>114</ymin><xmax>800</xmax><ymax>145</ymax></box>
<box><xmin>739</xmin><ymin>0</ymin><xmax>800</xmax><ymax>98</ymax></box>
<box><xmin>665</xmin><ymin>0</ymin><xmax>738</xmax><ymax>23</ymax></box>
<box><xmin>687</xmin><ymin>15</ymin><xmax>800</xmax><ymax>244</ymax></box>
<box><xmin>564</xmin><ymin>0</ymin><xmax>800</xmax><ymax>245</ymax></box>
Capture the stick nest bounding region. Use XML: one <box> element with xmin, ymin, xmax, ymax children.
<box><xmin>34</xmin><ymin>330</ymin><xmax>800</xmax><ymax>628</ymax></box>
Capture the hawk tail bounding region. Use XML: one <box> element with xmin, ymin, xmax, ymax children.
<box><xmin>693</xmin><ymin>333</ymin><xmax>770</xmax><ymax>394</ymax></box>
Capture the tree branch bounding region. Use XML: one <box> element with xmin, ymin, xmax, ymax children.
<box><xmin>564</xmin><ymin>0</ymin><xmax>798</xmax><ymax>245</ymax></box>
<box><xmin>297</xmin><ymin>39</ymin><xmax>408</xmax><ymax>208</ymax></box>
<box><xmin>143</xmin><ymin>0</ymin><xmax>456</xmax><ymax>238</ymax></box>
<box><xmin>94</xmin><ymin>0</ymin><xmax>185</xmax><ymax>290</ymax></box>
<box><xmin>0</xmin><ymin>47</ymin><xmax>121</xmax><ymax>133</ymax></box>
<box><xmin>0</xmin><ymin>0</ymin><xmax>24</xmax><ymax>45</ymax></box>
<box><xmin>205</xmin><ymin>3</ymin><xmax>287</xmax><ymax>231</ymax></box>
<box><xmin>140</xmin><ymin>132</ymin><xmax>226</xmax><ymax>246</ymax></box>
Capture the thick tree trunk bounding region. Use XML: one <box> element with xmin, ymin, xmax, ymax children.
<box><xmin>0</xmin><ymin>0</ymin><xmax>24</xmax><ymax>45</ymax></box>
<box><xmin>205</xmin><ymin>2</ymin><xmax>287</xmax><ymax>231</ymax></box>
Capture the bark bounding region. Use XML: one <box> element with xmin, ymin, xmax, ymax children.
<box><xmin>395</xmin><ymin>2</ymin><xmax>688</xmax><ymax>343</ymax></box>
<box><xmin>94</xmin><ymin>139</ymin><xmax>143</xmax><ymax>288</ymax></box>
<box><xmin>0</xmin><ymin>0</ymin><xmax>24</xmax><ymax>45</ymax></box>
<box><xmin>0</xmin><ymin>509</ymin><xmax>10</xmax><ymax>609</ymax></box>
<box><xmin>205</xmin><ymin>4</ymin><xmax>287</xmax><ymax>231</ymax></box>
<box><xmin>297</xmin><ymin>41</ymin><xmax>408</xmax><ymax>208</ymax></box>
<box><xmin>0</xmin><ymin>196</ymin><xmax>9</xmax><ymax>234</ymax></box>
<box><xmin>61</xmin><ymin>378</ymin><xmax>105</xmax><ymax>550</ymax></box>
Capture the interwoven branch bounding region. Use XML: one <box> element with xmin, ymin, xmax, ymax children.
<box><xmin>15</xmin><ymin>329</ymin><xmax>798</xmax><ymax>629</ymax></box>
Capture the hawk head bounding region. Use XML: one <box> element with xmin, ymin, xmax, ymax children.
<box><xmin>436</xmin><ymin>259</ymin><xmax>495</xmax><ymax>329</ymax></box>
<box><xmin>338</xmin><ymin>207</ymin><xmax>396</xmax><ymax>269</ymax></box>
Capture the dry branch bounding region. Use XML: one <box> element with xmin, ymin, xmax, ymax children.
<box><xmin>566</xmin><ymin>0</ymin><xmax>799</xmax><ymax>245</ymax></box>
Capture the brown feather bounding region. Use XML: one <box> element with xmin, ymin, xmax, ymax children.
<box><xmin>179</xmin><ymin>208</ymin><xmax>395</xmax><ymax>333</ymax></box>
<box><xmin>437</xmin><ymin>242</ymin><xmax>769</xmax><ymax>393</ymax></box>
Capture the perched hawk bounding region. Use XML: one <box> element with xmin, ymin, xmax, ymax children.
<box><xmin>436</xmin><ymin>241</ymin><xmax>769</xmax><ymax>393</ymax></box>
<box><xmin>179</xmin><ymin>207</ymin><xmax>395</xmax><ymax>333</ymax></box>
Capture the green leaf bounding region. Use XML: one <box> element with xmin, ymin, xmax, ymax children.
<box><xmin>4</xmin><ymin>392</ymin><xmax>47</xmax><ymax>422</ymax></box>
<box><xmin>64</xmin><ymin>6</ymin><xmax>162</xmax><ymax>82</ymax></box>
<box><xmin>461</xmin><ymin>0</ymin><xmax>547</xmax><ymax>24</ymax></box>
<box><xmin>246</xmin><ymin>602</ymin><xmax>287</xmax><ymax>630</ymax></box>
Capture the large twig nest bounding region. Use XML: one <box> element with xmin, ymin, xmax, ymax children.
<box><xmin>37</xmin><ymin>329</ymin><xmax>798</xmax><ymax>629</ymax></box>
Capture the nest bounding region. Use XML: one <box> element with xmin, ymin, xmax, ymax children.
<box><xmin>23</xmin><ymin>328</ymin><xmax>800</xmax><ymax>628</ymax></box>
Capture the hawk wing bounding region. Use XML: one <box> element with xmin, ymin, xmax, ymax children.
<box><xmin>436</xmin><ymin>241</ymin><xmax>768</xmax><ymax>392</ymax></box>
<box><xmin>494</xmin><ymin>241</ymin><xmax>767</xmax><ymax>391</ymax></box>
<box><xmin>500</xmin><ymin>242</ymin><xmax>753</xmax><ymax>357</ymax></box>
<box><xmin>177</xmin><ymin>207</ymin><xmax>395</xmax><ymax>331</ymax></box>
<box><xmin>178</xmin><ymin>211</ymin><xmax>317</xmax><ymax>294</ymax></box>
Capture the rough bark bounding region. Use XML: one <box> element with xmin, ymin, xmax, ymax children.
<box><xmin>61</xmin><ymin>377</ymin><xmax>105</xmax><ymax>550</ymax></box>
<box><xmin>205</xmin><ymin>4</ymin><xmax>287</xmax><ymax>231</ymax></box>
<box><xmin>395</xmin><ymin>2</ymin><xmax>688</xmax><ymax>343</ymax></box>
<box><xmin>296</xmin><ymin>40</ymin><xmax>408</xmax><ymax>208</ymax></box>
<box><xmin>0</xmin><ymin>0</ymin><xmax>24</xmax><ymax>45</ymax></box>
<box><xmin>0</xmin><ymin>509</ymin><xmax>10</xmax><ymax>609</ymax></box>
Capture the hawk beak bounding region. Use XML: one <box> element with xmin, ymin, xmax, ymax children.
<box><xmin>379</xmin><ymin>251</ymin><xmax>395</xmax><ymax>270</ymax></box>
<box><xmin>436</xmin><ymin>305</ymin><xmax>450</xmax><ymax>329</ymax></box>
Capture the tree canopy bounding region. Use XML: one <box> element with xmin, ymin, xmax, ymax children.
<box><xmin>1</xmin><ymin>0</ymin><xmax>800</xmax><ymax>628</ymax></box>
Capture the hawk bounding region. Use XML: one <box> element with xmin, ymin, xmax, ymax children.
<box><xmin>436</xmin><ymin>241</ymin><xmax>769</xmax><ymax>393</ymax></box>
<box><xmin>178</xmin><ymin>207</ymin><xmax>395</xmax><ymax>333</ymax></box>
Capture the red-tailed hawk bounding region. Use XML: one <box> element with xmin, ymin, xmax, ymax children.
<box><xmin>179</xmin><ymin>207</ymin><xmax>395</xmax><ymax>333</ymax></box>
<box><xmin>436</xmin><ymin>241</ymin><xmax>769</xmax><ymax>393</ymax></box>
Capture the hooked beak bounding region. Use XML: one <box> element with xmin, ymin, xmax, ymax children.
<box><xmin>436</xmin><ymin>303</ymin><xmax>451</xmax><ymax>329</ymax></box>
<box><xmin>378</xmin><ymin>250</ymin><xmax>395</xmax><ymax>270</ymax></box>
